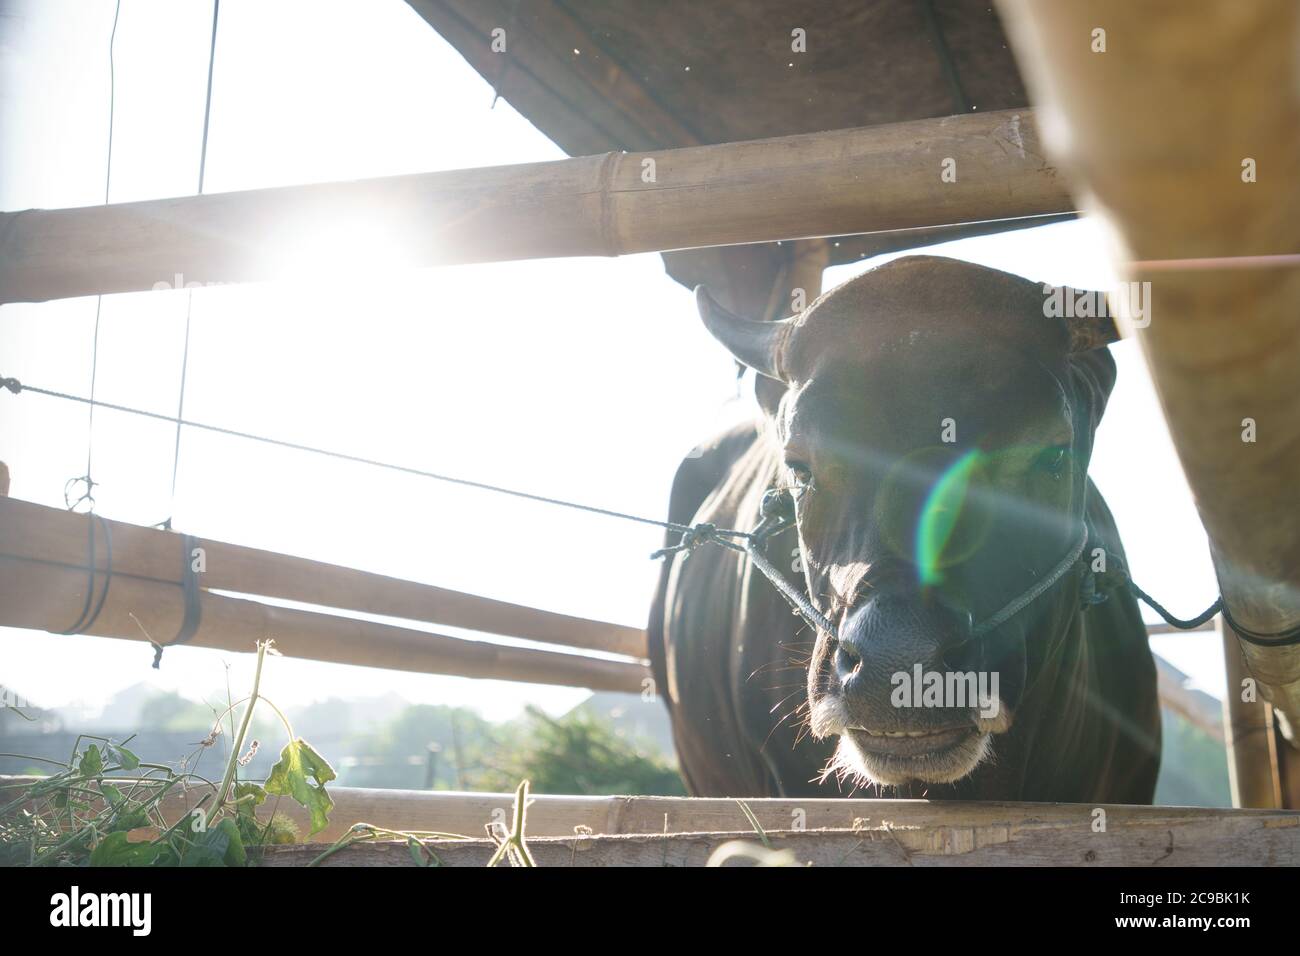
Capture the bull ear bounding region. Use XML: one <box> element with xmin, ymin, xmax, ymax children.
<box><xmin>695</xmin><ymin>285</ymin><xmax>793</xmax><ymax>381</ymax></box>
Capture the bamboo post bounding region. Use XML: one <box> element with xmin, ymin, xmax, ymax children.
<box><xmin>0</xmin><ymin>109</ymin><xmax>1071</xmax><ymax>304</ymax></box>
<box><xmin>995</xmin><ymin>0</ymin><xmax>1300</xmax><ymax>746</ymax></box>
<box><xmin>1220</xmin><ymin>616</ymin><xmax>1283</xmax><ymax>809</ymax></box>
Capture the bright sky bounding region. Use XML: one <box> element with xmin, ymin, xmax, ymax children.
<box><xmin>0</xmin><ymin>0</ymin><xmax>1225</xmax><ymax>724</ymax></box>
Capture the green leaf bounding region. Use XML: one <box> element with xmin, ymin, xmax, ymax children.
<box><xmin>101</xmin><ymin>783</ymin><xmax>124</xmax><ymax>807</ymax></box>
<box><xmin>264</xmin><ymin>739</ymin><xmax>336</xmax><ymax>835</ymax></box>
<box><xmin>78</xmin><ymin>744</ymin><xmax>103</xmax><ymax>778</ymax></box>
<box><xmin>233</xmin><ymin>782</ymin><xmax>269</xmax><ymax>845</ymax></box>
<box><xmin>89</xmin><ymin>831</ymin><xmax>163</xmax><ymax>867</ymax></box>
<box><xmin>233</xmin><ymin>782</ymin><xmax>267</xmax><ymax>817</ymax></box>
<box><xmin>110</xmin><ymin>808</ymin><xmax>151</xmax><ymax>833</ymax></box>
<box><xmin>408</xmin><ymin>837</ymin><xmax>428</xmax><ymax>867</ymax></box>
<box><xmin>214</xmin><ymin>818</ymin><xmax>247</xmax><ymax>867</ymax></box>
<box><xmin>108</xmin><ymin>743</ymin><xmax>140</xmax><ymax>770</ymax></box>
<box><xmin>179</xmin><ymin>818</ymin><xmax>246</xmax><ymax>867</ymax></box>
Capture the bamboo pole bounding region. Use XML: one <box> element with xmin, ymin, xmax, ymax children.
<box><xmin>995</xmin><ymin>0</ymin><xmax>1300</xmax><ymax>745</ymax></box>
<box><xmin>0</xmin><ymin>555</ymin><xmax>649</xmax><ymax>693</ymax></box>
<box><xmin>0</xmin><ymin>109</ymin><xmax>1071</xmax><ymax>304</ymax></box>
<box><xmin>1220</xmin><ymin>617</ymin><xmax>1282</xmax><ymax>809</ymax></box>
<box><xmin>0</xmin><ymin>496</ymin><xmax>645</xmax><ymax>658</ymax></box>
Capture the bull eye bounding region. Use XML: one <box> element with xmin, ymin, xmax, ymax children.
<box><xmin>784</xmin><ymin>461</ymin><xmax>813</xmax><ymax>492</ymax></box>
<box><xmin>1036</xmin><ymin>445</ymin><xmax>1069</xmax><ymax>480</ymax></box>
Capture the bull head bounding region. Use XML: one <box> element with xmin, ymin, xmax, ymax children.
<box><xmin>695</xmin><ymin>256</ymin><xmax>1119</xmax><ymax>788</ymax></box>
<box><xmin>696</xmin><ymin>276</ymin><xmax>1119</xmax><ymax>383</ymax></box>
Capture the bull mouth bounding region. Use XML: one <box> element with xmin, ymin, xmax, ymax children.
<box><xmin>836</xmin><ymin>724</ymin><xmax>991</xmax><ymax>786</ymax></box>
<box><xmin>845</xmin><ymin>725</ymin><xmax>976</xmax><ymax>757</ymax></box>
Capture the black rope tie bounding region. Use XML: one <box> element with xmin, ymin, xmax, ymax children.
<box><xmin>1084</xmin><ymin>549</ymin><xmax>1300</xmax><ymax>647</ymax></box>
<box><xmin>60</xmin><ymin>513</ymin><xmax>113</xmax><ymax>637</ymax></box>
<box><xmin>652</xmin><ymin>489</ymin><xmax>838</xmax><ymax>636</ymax></box>
<box><xmin>151</xmin><ymin>533</ymin><xmax>203</xmax><ymax>668</ymax></box>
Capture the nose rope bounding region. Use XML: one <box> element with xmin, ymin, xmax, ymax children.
<box><xmin>741</xmin><ymin>528</ymin><xmax>838</xmax><ymax>635</ymax></box>
<box><xmin>970</xmin><ymin>529</ymin><xmax>1088</xmax><ymax>637</ymax></box>
<box><xmin>654</xmin><ymin>489</ymin><xmax>1090</xmax><ymax>639</ymax></box>
<box><xmin>654</xmin><ymin>488</ymin><xmax>1300</xmax><ymax>649</ymax></box>
<box><xmin>651</xmin><ymin>489</ymin><xmax>837</xmax><ymax>635</ymax></box>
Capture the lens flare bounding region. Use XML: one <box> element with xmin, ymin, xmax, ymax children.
<box><xmin>915</xmin><ymin>449</ymin><xmax>983</xmax><ymax>586</ymax></box>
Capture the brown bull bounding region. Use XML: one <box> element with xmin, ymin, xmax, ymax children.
<box><xmin>648</xmin><ymin>256</ymin><xmax>1160</xmax><ymax>802</ymax></box>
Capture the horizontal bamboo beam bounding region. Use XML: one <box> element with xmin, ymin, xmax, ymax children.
<box><xmin>0</xmin><ymin>496</ymin><xmax>645</xmax><ymax>658</ymax></box>
<box><xmin>0</xmin><ymin>109</ymin><xmax>1071</xmax><ymax>304</ymax></box>
<box><xmin>0</xmin><ymin>556</ymin><xmax>649</xmax><ymax>693</ymax></box>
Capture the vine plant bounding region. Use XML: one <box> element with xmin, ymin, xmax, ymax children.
<box><xmin>0</xmin><ymin>640</ymin><xmax>336</xmax><ymax>866</ymax></box>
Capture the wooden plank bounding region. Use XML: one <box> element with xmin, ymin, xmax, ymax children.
<box><xmin>0</xmin><ymin>496</ymin><xmax>645</xmax><ymax>658</ymax></box>
<box><xmin>0</xmin><ymin>556</ymin><xmax>649</xmax><ymax>692</ymax></box>
<box><xmin>0</xmin><ymin>109</ymin><xmax>1071</xmax><ymax>304</ymax></box>
<box><xmin>6</xmin><ymin>777</ymin><xmax>1295</xmax><ymax>864</ymax></box>
<box><xmin>19</xmin><ymin>779</ymin><xmax>1284</xmax><ymax>847</ymax></box>
<box><xmin>255</xmin><ymin>808</ymin><xmax>1300</xmax><ymax>866</ymax></box>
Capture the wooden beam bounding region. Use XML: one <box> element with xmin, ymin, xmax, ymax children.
<box><xmin>0</xmin><ymin>109</ymin><xmax>1071</xmax><ymax>304</ymax></box>
<box><xmin>994</xmin><ymin>0</ymin><xmax>1300</xmax><ymax>738</ymax></box>
<box><xmin>0</xmin><ymin>496</ymin><xmax>645</xmax><ymax>658</ymax></box>
<box><xmin>262</xmin><ymin>813</ymin><xmax>1300</xmax><ymax>866</ymax></box>
<box><xmin>0</xmin><ymin>555</ymin><xmax>649</xmax><ymax>693</ymax></box>
<box><xmin>6</xmin><ymin>777</ymin><xmax>1296</xmax><ymax>864</ymax></box>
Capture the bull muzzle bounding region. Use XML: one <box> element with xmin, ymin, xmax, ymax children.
<box><xmin>812</xmin><ymin>590</ymin><xmax>1010</xmax><ymax>786</ymax></box>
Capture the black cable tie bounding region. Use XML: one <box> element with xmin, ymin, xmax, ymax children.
<box><xmin>1220</xmin><ymin>601</ymin><xmax>1300</xmax><ymax>649</ymax></box>
<box><xmin>0</xmin><ymin>376</ymin><xmax>21</xmax><ymax>394</ymax></box>
<box><xmin>152</xmin><ymin>533</ymin><xmax>203</xmax><ymax>668</ymax></box>
<box><xmin>61</xmin><ymin>513</ymin><xmax>113</xmax><ymax>637</ymax></box>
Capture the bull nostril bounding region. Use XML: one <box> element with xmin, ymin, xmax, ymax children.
<box><xmin>833</xmin><ymin>637</ymin><xmax>861</xmax><ymax>682</ymax></box>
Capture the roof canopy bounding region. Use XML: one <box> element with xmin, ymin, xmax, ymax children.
<box><xmin>407</xmin><ymin>0</ymin><xmax>1063</xmax><ymax>311</ymax></box>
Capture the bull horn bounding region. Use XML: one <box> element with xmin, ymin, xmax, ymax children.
<box><xmin>695</xmin><ymin>285</ymin><xmax>793</xmax><ymax>381</ymax></box>
<box><xmin>1067</xmin><ymin>312</ymin><xmax>1122</xmax><ymax>352</ymax></box>
<box><xmin>1050</xmin><ymin>285</ymin><xmax>1123</xmax><ymax>352</ymax></box>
